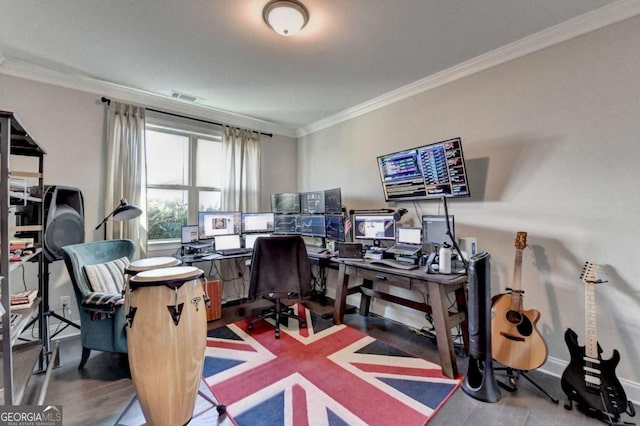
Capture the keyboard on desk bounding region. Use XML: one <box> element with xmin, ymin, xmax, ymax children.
<box><xmin>306</xmin><ymin>246</ymin><xmax>326</xmax><ymax>254</ymax></box>
<box><xmin>216</xmin><ymin>248</ymin><xmax>252</xmax><ymax>256</ymax></box>
<box><xmin>369</xmin><ymin>258</ymin><xmax>419</xmax><ymax>270</ymax></box>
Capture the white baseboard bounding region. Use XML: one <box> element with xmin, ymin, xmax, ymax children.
<box><xmin>541</xmin><ymin>355</ymin><xmax>640</xmax><ymax>405</ymax></box>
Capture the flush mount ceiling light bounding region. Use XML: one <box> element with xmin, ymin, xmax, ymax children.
<box><xmin>263</xmin><ymin>0</ymin><xmax>309</xmax><ymax>36</ymax></box>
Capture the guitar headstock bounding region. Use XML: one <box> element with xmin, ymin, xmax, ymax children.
<box><xmin>581</xmin><ymin>261</ymin><xmax>608</xmax><ymax>284</ymax></box>
<box><xmin>514</xmin><ymin>232</ymin><xmax>527</xmax><ymax>250</ymax></box>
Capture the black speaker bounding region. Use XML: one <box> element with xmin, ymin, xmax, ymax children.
<box><xmin>18</xmin><ymin>185</ymin><xmax>85</xmax><ymax>262</ymax></box>
<box><xmin>461</xmin><ymin>252</ymin><xmax>500</xmax><ymax>402</ymax></box>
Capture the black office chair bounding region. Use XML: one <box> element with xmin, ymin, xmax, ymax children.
<box><xmin>247</xmin><ymin>236</ymin><xmax>312</xmax><ymax>338</ymax></box>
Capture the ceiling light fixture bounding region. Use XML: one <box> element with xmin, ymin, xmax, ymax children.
<box><xmin>263</xmin><ymin>0</ymin><xmax>309</xmax><ymax>36</ymax></box>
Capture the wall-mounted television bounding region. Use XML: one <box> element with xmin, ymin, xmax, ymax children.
<box><xmin>377</xmin><ymin>137</ymin><xmax>470</xmax><ymax>202</ymax></box>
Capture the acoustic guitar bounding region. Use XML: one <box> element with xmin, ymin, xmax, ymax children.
<box><xmin>491</xmin><ymin>232</ymin><xmax>548</xmax><ymax>371</ymax></box>
<box><xmin>561</xmin><ymin>262</ymin><xmax>634</xmax><ymax>422</ymax></box>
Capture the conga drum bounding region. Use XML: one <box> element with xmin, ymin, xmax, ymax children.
<box><xmin>127</xmin><ymin>266</ymin><xmax>208</xmax><ymax>426</ymax></box>
<box><xmin>124</xmin><ymin>257</ymin><xmax>182</xmax><ymax>314</ymax></box>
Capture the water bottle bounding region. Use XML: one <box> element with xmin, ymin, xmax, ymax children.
<box><xmin>439</xmin><ymin>243</ymin><xmax>452</xmax><ymax>274</ymax></box>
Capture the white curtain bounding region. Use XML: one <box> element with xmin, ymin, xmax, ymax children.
<box><xmin>105</xmin><ymin>101</ymin><xmax>147</xmax><ymax>257</ymax></box>
<box><xmin>221</xmin><ymin>126</ymin><xmax>261</xmax><ymax>212</ymax></box>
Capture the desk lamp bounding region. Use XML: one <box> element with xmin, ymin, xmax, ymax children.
<box><xmin>95</xmin><ymin>198</ymin><xmax>143</xmax><ymax>239</ymax></box>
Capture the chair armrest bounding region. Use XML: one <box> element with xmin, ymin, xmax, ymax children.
<box><xmin>81</xmin><ymin>292</ymin><xmax>124</xmax><ymax>313</ymax></box>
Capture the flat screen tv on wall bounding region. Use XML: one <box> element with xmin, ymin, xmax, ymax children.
<box><xmin>376</xmin><ymin>137</ymin><xmax>470</xmax><ymax>202</ymax></box>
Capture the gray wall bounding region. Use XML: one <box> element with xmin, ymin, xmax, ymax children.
<box><xmin>298</xmin><ymin>15</ymin><xmax>640</xmax><ymax>393</ymax></box>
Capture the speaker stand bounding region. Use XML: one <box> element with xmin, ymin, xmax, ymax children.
<box><xmin>36</xmin><ymin>261</ymin><xmax>80</xmax><ymax>373</ymax></box>
<box><xmin>495</xmin><ymin>367</ymin><xmax>559</xmax><ymax>404</ymax></box>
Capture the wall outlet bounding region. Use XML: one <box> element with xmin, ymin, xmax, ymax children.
<box><xmin>60</xmin><ymin>296</ymin><xmax>71</xmax><ymax>314</ymax></box>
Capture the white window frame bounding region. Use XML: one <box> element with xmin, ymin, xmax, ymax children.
<box><xmin>145</xmin><ymin>114</ymin><xmax>223</xmax><ymax>248</ymax></box>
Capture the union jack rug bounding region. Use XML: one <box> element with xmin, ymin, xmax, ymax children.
<box><xmin>203</xmin><ymin>304</ymin><xmax>460</xmax><ymax>425</ymax></box>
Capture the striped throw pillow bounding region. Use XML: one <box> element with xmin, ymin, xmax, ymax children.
<box><xmin>83</xmin><ymin>257</ymin><xmax>130</xmax><ymax>294</ymax></box>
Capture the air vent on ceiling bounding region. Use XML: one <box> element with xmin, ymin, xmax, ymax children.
<box><xmin>170</xmin><ymin>91</ymin><xmax>199</xmax><ymax>103</ymax></box>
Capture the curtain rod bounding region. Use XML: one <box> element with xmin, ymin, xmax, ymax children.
<box><xmin>100</xmin><ymin>97</ymin><xmax>273</xmax><ymax>138</ymax></box>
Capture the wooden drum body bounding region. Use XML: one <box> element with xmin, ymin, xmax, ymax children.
<box><xmin>124</xmin><ymin>256</ymin><xmax>181</xmax><ymax>313</ymax></box>
<box><xmin>127</xmin><ymin>266</ymin><xmax>207</xmax><ymax>426</ymax></box>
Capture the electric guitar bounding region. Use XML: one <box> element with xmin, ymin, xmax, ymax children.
<box><xmin>561</xmin><ymin>262</ymin><xmax>634</xmax><ymax>423</ymax></box>
<box><xmin>491</xmin><ymin>232</ymin><xmax>548</xmax><ymax>371</ymax></box>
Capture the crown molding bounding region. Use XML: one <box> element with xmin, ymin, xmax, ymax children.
<box><xmin>0</xmin><ymin>56</ymin><xmax>298</xmax><ymax>138</ymax></box>
<box><xmin>297</xmin><ymin>0</ymin><xmax>640</xmax><ymax>137</ymax></box>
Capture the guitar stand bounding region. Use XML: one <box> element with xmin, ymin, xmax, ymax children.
<box><xmin>495</xmin><ymin>367</ymin><xmax>559</xmax><ymax>404</ymax></box>
<box><xmin>564</xmin><ymin>395</ymin><xmax>635</xmax><ymax>426</ymax></box>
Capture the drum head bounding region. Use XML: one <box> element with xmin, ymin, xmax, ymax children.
<box><xmin>130</xmin><ymin>266</ymin><xmax>204</xmax><ymax>287</ymax></box>
<box><xmin>126</xmin><ymin>257</ymin><xmax>182</xmax><ymax>274</ymax></box>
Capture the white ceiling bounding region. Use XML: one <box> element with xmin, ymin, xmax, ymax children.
<box><xmin>0</xmin><ymin>0</ymin><xmax>636</xmax><ymax>135</ymax></box>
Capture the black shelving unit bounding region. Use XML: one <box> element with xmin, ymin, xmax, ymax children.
<box><xmin>1</xmin><ymin>111</ymin><xmax>47</xmax><ymax>405</ymax></box>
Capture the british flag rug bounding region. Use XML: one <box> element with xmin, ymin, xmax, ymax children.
<box><xmin>203</xmin><ymin>304</ymin><xmax>460</xmax><ymax>426</ymax></box>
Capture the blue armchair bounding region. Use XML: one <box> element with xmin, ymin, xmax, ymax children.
<box><xmin>61</xmin><ymin>239</ymin><xmax>136</xmax><ymax>369</ymax></box>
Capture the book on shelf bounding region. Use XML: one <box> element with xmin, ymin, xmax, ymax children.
<box><xmin>10</xmin><ymin>289</ymin><xmax>38</xmax><ymax>305</ymax></box>
<box><xmin>10</xmin><ymin>299</ymin><xmax>35</xmax><ymax>311</ymax></box>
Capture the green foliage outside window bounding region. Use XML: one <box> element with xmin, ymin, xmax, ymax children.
<box><xmin>147</xmin><ymin>199</ymin><xmax>188</xmax><ymax>240</ymax></box>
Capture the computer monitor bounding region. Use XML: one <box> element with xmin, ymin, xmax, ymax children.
<box><xmin>324</xmin><ymin>188</ymin><xmax>342</xmax><ymax>215</ymax></box>
<box><xmin>377</xmin><ymin>137</ymin><xmax>470</xmax><ymax>201</ymax></box>
<box><xmin>353</xmin><ymin>214</ymin><xmax>396</xmax><ymax>242</ymax></box>
<box><xmin>271</xmin><ymin>192</ymin><xmax>301</xmax><ymax>214</ymax></box>
<box><xmin>300</xmin><ymin>214</ymin><xmax>326</xmax><ymax>237</ymax></box>
<box><xmin>198</xmin><ymin>211</ymin><xmax>241</xmax><ymax>240</ymax></box>
<box><xmin>397</xmin><ymin>227</ymin><xmax>422</xmax><ymax>245</ymax></box>
<box><xmin>181</xmin><ymin>225</ymin><xmax>199</xmax><ymax>244</ymax></box>
<box><xmin>274</xmin><ymin>214</ymin><xmax>301</xmax><ymax>234</ymax></box>
<box><xmin>241</xmin><ymin>212</ymin><xmax>275</xmax><ymax>233</ymax></box>
<box><xmin>245</xmin><ymin>233</ymin><xmax>271</xmax><ymax>250</ymax></box>
<box><xmin>325</xmin><ymin>215</ymin><xmax>345</xmax><ymax>241</ymax></box>
<box><xmin>300</xmin><ymin>191</ymin><xmax>325</xmax><ymax>214</ymax></box>
<box><xmin>422</xmin><ymin>215</ymin><xmax>454</xmax><ymax>246</ymax></box>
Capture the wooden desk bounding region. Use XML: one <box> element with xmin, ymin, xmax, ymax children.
<box><xmin>332</xmin><ymin>259</ymin><xmax>468</xmax><ymax>379</ymax></box>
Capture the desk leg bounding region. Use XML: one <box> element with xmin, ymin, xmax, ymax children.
<box><xmin>359</xmin><ymin>279</ymin><xmax>373</xmax><ymax>316</ymax></box>
<box><xmin>427</xmin><ymin>281</ymin><xmax>459</xmax><ymax>379</ymax></box>
<box><xmin>333</xmin><ymin>263</ymin><xmax>349</xmax><ymax>325</ymax></box>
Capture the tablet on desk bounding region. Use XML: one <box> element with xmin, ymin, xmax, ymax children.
<box><xmin>336</xmin><ymin>242</ymin><xmax>364</xmax><ymax>261</ymax></box>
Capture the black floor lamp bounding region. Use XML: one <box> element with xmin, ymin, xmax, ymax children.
<box><xmin>95</xmin><ymin>199</ymin><xmax>143</xmax><ymax>239</ymax></box>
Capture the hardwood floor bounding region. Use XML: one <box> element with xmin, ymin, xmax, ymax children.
<box><xmin>23</xmin><ymin>298</ymin><xmax>603</xmax><ymax>426</ymax></box>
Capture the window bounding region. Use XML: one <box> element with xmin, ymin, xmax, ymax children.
<box><xmin>145</xmin><ymin>119</ymin><xmax>223</xmax><ymax>242</ymax></box>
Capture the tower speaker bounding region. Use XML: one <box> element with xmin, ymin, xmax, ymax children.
<box><xmin>19</xmin><ymin>186</ymin><xmax>85</xmax><ymax>262</ymax></box>
<box><xmin>461</xmin><ymin>252</ymin><xmax>500</xmax><ymax>402</ymax></box>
